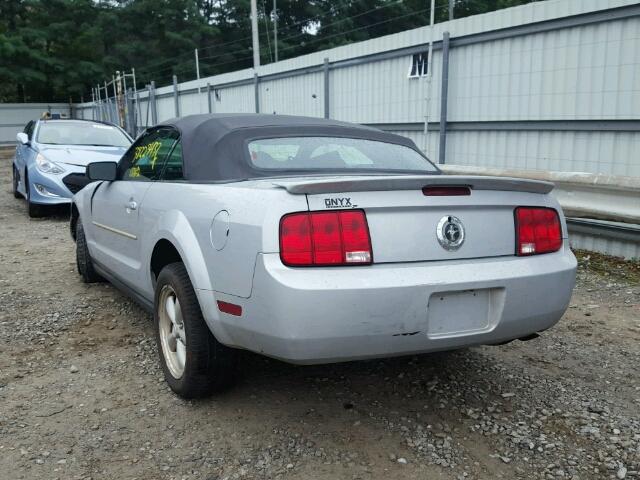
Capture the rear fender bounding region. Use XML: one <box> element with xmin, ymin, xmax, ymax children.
<box><xmin>145</xmin><ymin>210</ymin><xmax>229</xmax><ymax>341</ymax></box>
<box><xmin>146</xmin><ymin>209</ymin><xmax>212</xmax><ymax>291</ymax></box>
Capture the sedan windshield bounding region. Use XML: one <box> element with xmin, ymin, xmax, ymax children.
<box><xmin>248</xmin><ymin>136</ymin><xmax>438</xmax><ymax>174</ymax></box>
<box><xmin>37</xmin><ymin>121</ymin><xmax>131</xmax><ymax>147</ymax></box>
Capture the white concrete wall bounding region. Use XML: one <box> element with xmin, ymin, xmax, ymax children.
<box><xmin>0</xmin><ymin>103</ymin><xmax>71</xmax><ymax>144</ymax></box>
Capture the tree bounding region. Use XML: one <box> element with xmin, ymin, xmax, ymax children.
<box><xmin>117</xmin><ymin>0</ymin><xmax>217</xmax><ymax>85</ymax></box>
<box><xmin>0</xmin><ymin>0</ymin><xmax>48</xmax><ymax>102</ymax></box>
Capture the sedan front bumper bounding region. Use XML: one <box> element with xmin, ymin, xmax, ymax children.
<box><xmin>210</xmin><ymin>246</ymin><xmax>577</xmax><ymax>364</ymax></box>
<box><xmin>27</xmin><ymin>163</ymin><xmax>85</xmax><ymax>205</ymax></box>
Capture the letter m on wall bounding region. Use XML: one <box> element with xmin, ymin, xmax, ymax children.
<box><xmin>408</xmin><ymin>52</ymin><xmax>428</xmax><ymax>78</ymax></box>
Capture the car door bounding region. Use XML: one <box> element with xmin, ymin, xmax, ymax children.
<box><xmin>90</xmin><ymin>127</ymin><xmax>179</xmax><ymax>289</ymax></box>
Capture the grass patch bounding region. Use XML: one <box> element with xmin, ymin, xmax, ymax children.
<box><xmin>573</xmin><ymin>249</ymin><xmax>640</xmax><ymax>285</ymax></box>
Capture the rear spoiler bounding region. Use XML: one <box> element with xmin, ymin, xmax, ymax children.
<box><xmin>273</xmin><ymin>175</ymin><xmax>554</xmax><ymax>195</ymax></box>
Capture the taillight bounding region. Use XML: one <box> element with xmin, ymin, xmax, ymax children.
<box><xmin>280</xmin><ymin>210</ymin><xmax>372</xmax><ymax>266</ymax></box>
<box><xmin>515</xmin><ymin>207</ymin><xmax>562</xmax><ymax>256</ymax></box>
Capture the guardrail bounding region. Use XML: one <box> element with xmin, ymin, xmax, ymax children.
<box><xmin>567</xmin><ymin>219</ymin><xmax>640</xmax><ymax>260</ymax></box>
<box><xmin>567</xmin><ymin>218</ymin><xmax>640</xmax><ymax>243</ymax></box>
<box><xmin>440</xmin><ymin>165</ymin><xmax>640</xmax><ymax>225</ymax></box>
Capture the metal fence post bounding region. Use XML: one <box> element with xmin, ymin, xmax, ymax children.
<box><xmin>323</xmin><ymin>58</ymin><xmax>330</xmax><ymax>119</ymax></box>
<box><xmin>94</xmin><ymin>89</ymin><xmax>99</xmax><ymax>121</ymax></box>
<box><xmin>96</xmin><ymin>85</ymin><xmax>101</xmax><ymax>121</ymax></box>
<box><xmin>91</xmin><ymin>88</ymin><xmax>96</xmax><ymax>120</ymax></box>
<box><xmin>121</xmin><ymin>71</ymin><xmax>128</xmax><ymax>127</ymax></box>
<box><xmin>254</xmin><ymin>73</ymin><xmax>260</xmax><ymax>113</ymax></box>
<box><xmin>144</xmin><ymin>84</ymin><xmax>151</xmax><ymax>128</ymax></box>
<box><xmin>97</xmin><ymin>85</ymin><xmax>102</xmax><ymax>121</ymax></box>
<box><xmin>438</xmin><ymin>32</ymin><xmax>450</xmax><ymax>165</ymax></box>
<box><xmin>207</xmin><ymin>83</ymin><xmax>213</xmax><ymax>113</ymax></box>
<box><xmin>132</xmin><ymin>68</ymin><xmax>141</xmax><ymax>134</ymax></box>
<box><xmin>150</xmin><ymin>81</ymin><xmax>158</xmax><ymax>125</ymax></box>
<box><xmin>126</xmin><ymin>88</ymin><xmax>135</xmax><ymax>136</ymax></box>
<box><xmin>104</xmin><ymin>81</ymin><xmax>112</xmax><ymax>123</ymax></box>
<box><xmin>173</xmin><ymin>75</ymin><xmax>180</xmax><ymax>117</ymax></box>
<box><xmin>134</xmin><ymin>89</ymin><xmax>141</xmax><ymax>135</ymax></box>
<box><xmin>112</xmin><ymin>75</ymin><xmax>118</xmax><ymax>125</ymax></box>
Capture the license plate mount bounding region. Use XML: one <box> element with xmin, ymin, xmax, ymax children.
<box><xmin>427</xmin><ymin>288</ymin><xmax>504</xmax><ymax>338</ymax></box>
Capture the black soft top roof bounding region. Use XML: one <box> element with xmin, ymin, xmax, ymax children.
<box><xmin>158</xmin><ymin>114</ymin><xmax>430</xmax><ymax>182</ymax></box>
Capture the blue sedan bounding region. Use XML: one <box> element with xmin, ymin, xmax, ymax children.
<box><xmin>12</xmin><ymin>118</ymin><xmax>132</xmax><ymax>217</ymax></box>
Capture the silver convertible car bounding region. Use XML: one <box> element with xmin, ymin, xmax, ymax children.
<box><xmin>71</xmin><ymin>114</ymin><xmax>577</xmax><ymax>398</ymax></box>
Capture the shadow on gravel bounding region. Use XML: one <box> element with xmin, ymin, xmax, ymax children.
<box><xmin>230</xmin><ymin>346</ymin><xmax>518</xmax><ymax>412</ymax></box>
<box><xmin>33</xmin><ymin>204</ymin><xmax>71</xmax><ymax>221</ymax></box>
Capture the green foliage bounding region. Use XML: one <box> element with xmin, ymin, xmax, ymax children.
<box><xmin>0</xmin><ymin>0</ymin><xmax>541</xmax><ymax>102</ymax></box>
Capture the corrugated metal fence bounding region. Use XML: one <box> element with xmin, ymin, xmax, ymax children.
<box><xmin>75</xmin><ymin>0</ymin><xmax>640</xmax><ymax>179</ymax></box>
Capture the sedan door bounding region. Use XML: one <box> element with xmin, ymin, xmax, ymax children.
<box><xmin>90</xmin><ymin>128</ymin><xmax>179</xmax><ymax>289</ymax></box>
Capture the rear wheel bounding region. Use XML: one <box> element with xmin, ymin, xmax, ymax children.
<box><xmin>76</xmin><ymin>219</ymin><xmax>102</xmax><ymax>283</ymax></box>
<box><xmin>12</xmin><ymin>166</ymin><xmax>21</xmax><ymax>199</ymax></box>
<box><xmin>25</xmin><ymin>173</ymin><xmax>46</xmax><ymax>218</ymax></box>
<box><xmin>155</xmin><ymin>262</ymin><xmax>236</xmax><ymax>398</ymax></box>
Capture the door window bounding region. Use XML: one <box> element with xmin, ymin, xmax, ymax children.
<box><xmin>119</xmin><ymin>128</ymin><xmax>179</xmax><ymax>181</ymax></box>
<box><xmin>160</xmin><ymin>140</ymin><xmax>184</xmax><ymax>181</ymax></box>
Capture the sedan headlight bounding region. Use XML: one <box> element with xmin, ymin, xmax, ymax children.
<box><xmin>35</xmin><ymin>153</ymin><xmax>65</xmax><ymax>175</ymax></box>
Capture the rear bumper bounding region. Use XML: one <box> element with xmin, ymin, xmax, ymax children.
<box><xmin>211</xmin><ymin>247</ymin><xmax>577</xmax><ymax>364</ymax></box>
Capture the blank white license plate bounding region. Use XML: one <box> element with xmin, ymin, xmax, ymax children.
<box><xmin>427</xmin><ymin>288</ymin><xmax>503</xmax><ymax>338</ymax></box>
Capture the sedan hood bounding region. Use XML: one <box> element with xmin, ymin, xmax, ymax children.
<box><xmin>38</xmin><ymin>145</ymin><xmax>128</xmax><ymax>167</ymax></box>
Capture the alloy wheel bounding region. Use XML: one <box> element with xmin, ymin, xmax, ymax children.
<box><xmin>158</xmin><ymin>285</ymin><xmax>187</xmax><ymax>379</ymax></box>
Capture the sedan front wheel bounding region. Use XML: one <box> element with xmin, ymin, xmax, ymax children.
<box><xmin>25</xmin><ymin>173</ymin><xmax>46</xmax><ymax>218</ymax></box>
<box><xmin>12</xmin><ymin>166</ymin><xmax>21</xmax><ymax>199</ymax></box>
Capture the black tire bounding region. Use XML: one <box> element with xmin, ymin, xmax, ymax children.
<box><xmin>12</xmin><ymin>166</ymin><xmax>21</xmax><ymax>199</ymax></box>
<box><xmin>76</xmin><ymin>219</ymin><xmax>102</xmax><ymax>283</ymax></box>
<box><xmin>25</xmin><ymin>173</ymin><xmax>46</xmax><ymax>218</ymax></box>
<box><xmin>154</xmin><ymin>262</ymin><xmax>236</xmax><ymax>398</ymax></box>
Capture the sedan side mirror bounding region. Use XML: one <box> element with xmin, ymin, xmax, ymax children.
<box><xmin>16</xmin><ymin>132</ymin><xmax>29</xmax><ymax>145</ymax></box>
<box><xmin>87</xmin><ymin>161</ymin><xmax>118</xmax><ymax>181</ymax></box>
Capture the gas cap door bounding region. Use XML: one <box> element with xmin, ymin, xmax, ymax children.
<box><xmin>210</xmin><ymin>210</ymin><xmax>230</xmax><ymax>251</ymax></box>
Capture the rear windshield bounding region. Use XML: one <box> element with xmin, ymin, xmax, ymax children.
<box><xmin>248</xmin><ymin>137</ymin><xmax>438</xmax><ymax>173</ymax></box>
<box><xmin>37</xmin><ymin>121</ymin><xmax>131</xmax><ymax>147</ymax></box>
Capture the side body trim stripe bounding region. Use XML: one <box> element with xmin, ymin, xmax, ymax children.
<box><xmin>92</xmin><ymin>221</ymin><xmax>137</xmax><ymax>240</ymax></box>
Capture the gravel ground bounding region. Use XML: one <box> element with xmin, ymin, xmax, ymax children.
<box><xmin>1</xmin><ymin>149</ymin><xmax>639</xmax><ymax>480</ymax></box>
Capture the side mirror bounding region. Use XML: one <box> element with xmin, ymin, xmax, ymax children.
<box><xmin>16</xmin><ymin>132</ymin><xmax>29</xmax><ymax>145</ymax></box>
<box><xmin>87</xmin><ymin>161</ymin><xmax>118</xmax><ymax>181</ymax></box>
